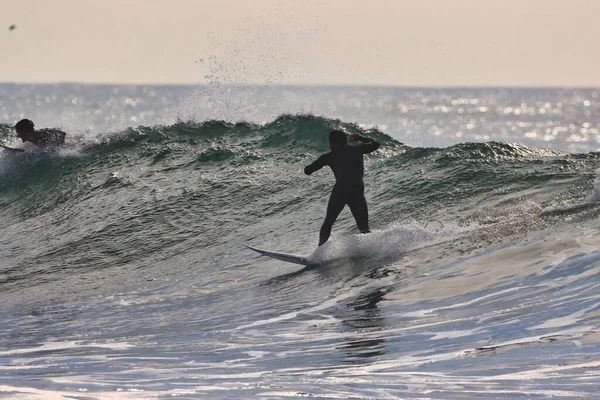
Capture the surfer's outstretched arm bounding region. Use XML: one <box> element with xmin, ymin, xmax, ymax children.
<box><xmin>304</xmin><ymin>153</ymin><xmax>329</xmax><ymax>175</ymax></box>
<box><xmin>350</xmin><ymin>134</ymin><xmax>380</xmax><ymax>154</ymax></box>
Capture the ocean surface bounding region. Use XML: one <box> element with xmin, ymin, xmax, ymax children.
<box><xmin>1</xmin><ymin>84</ymin><xmax>600</xmax><ymax>399</ymax></box>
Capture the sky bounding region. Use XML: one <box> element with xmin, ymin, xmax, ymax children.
<box><xmin>1</xmin><ymin>0</ymin><xmax>600</xmax><ymax>87</ymax></box>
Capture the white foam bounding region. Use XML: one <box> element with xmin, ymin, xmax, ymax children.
<box><xmin>529</xmin><ymin>307</ymin><xmax>591</xmax><ymax>330</ymax></box>
<box><xmin>429</xmin><ymin>329</ymin><xmax>481</xmax><ymax>340</ymax></box>
<box><xmin>307</xmin><ymin>222</ymin><xmax>458</xmax><ymax>265</ymax></box>
<box><xmin>0</xmin><ymin>385</ymin><xmax>152</xmax><ymax>399</ymax></box>
<box><xmin>400</xmin><ymin>286</ymin><xmax>524</xmax><ymax>318</ymax></box>
<box><xmin>0</xmin><ymin>340</ymin><xmax>134</xmax><ymax>356</ymax></box>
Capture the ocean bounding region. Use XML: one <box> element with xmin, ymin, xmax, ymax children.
<box><xmin>1</xmin><ymin>83</ymin><xmax>600</xmax><ymax>399</ymax></box>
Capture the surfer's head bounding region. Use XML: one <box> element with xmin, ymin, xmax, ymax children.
<box><xmin>15</xmin><ymin>119</ymin><xmax>35</xmax><ymax>139</ymax></box>
<box><xmin>329</xmin><ymin>130</ymin><xmax>347</xmax><ymax>150</ymax></box>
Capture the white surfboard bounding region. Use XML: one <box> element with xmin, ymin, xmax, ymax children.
<box><xmin>244</xmin><ymin>244</ymin><xmax>311</xmax><ymax>266</ymax></box>
<box><xmin>0</xmin><ymin>144</ymin><xmax>25</xmax><ymax>153</ymax></box>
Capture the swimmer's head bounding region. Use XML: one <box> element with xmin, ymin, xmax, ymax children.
<box><xmin>15</xmin><ymin>119</ymin><xmax>34</xmax><ymax>135</ymax></box>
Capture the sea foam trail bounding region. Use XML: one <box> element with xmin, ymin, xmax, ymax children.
<box><xmin>308</xmin><ymin>223</ymin><xmax>461</xmax><ymax>265</ymax></box>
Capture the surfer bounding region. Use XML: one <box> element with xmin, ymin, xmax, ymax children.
<box><xmin>14</xmin><ymin>119</ymin><xmax>66</xmax><ymax>148</ymax></box>
<box><xmin>304</xmin><ymin>130</ymin><xmax>380</xmax><ymax>246</ymax></box>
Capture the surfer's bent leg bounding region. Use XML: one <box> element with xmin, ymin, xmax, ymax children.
<box><xmin>348</xmin><ymin>191</ymin><xmax>370</xmax><ymax>234</ymax></box>
<box><xmin>319</xmin><ymin>188</ymin><xmax>345</xmax><ymax>246</ymax></box>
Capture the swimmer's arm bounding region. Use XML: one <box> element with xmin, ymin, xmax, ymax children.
<box><xmin>304</xmin><ymin>153</ymin><xmax>329</xmax><ymax>175</ymax></box>
<box><xmin>54</xmin><ymin>130</ymin><xmax>66</xmax><ymax>145</ymax></box>
<box><xmin>36</xmin><ymin>129</ymin><xmax>66</xmax><ymax>146</ymax></box>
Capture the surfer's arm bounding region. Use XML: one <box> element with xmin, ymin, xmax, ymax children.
<box><xmin>350</xmin><ymin>134</ymin><xmax>380</xmax><ymax>154</ymax></box>
<box><xmin>304</xmin><ymin>154</ymin><xmax>328</xmax><ymax>175</ymax></box>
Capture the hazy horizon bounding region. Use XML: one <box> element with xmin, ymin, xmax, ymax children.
<box><xmin>2</xmin><ymin>0</ymin><xmax>600</xmax><ymax>87</ymax></box>
<box><xmin>2</xmin><ymin>81</ymin><xmax>600</xmax><ymax>89</ymax></box>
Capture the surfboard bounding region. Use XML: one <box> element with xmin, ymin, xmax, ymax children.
<box><xmin>0</xmin><ymin>144</ymin><xmax>25</xmax><ymax>153</ymax></box>
<box><xmin>244</xmin><ymin>244</ymin><xmax>311</xmax><ymax>266</ymax></box>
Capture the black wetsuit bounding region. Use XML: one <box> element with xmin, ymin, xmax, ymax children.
<box><xmin>304</xmin><ymin>137</ymin><xmax>380</xmax><ymax>246</ymax></box>
<box><xmin>30</xmin><ymin>129</ymin><xmax>66</xmax><ymax>147</ymax></box>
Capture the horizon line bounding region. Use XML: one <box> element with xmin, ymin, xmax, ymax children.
<box><xmin>1</xmin><ymin>81</ymin><xmax>599</xmax><ymax>91</ymax></box>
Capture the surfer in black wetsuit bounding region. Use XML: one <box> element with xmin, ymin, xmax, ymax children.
<box><xmin>14</xmin><ymin>119</ymin><xmax>66</xmax><ymax>148</ymax></box>
<box><xmin>304</xmin><ymin>130</ymin><xmax>380</xmax><ymax>246</ymax></box>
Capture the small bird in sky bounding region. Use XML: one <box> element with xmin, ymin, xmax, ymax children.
<box><xmin>9</xmin><ymin>24</ymin><xmax>16</xmax><ymax>31</ymax></box>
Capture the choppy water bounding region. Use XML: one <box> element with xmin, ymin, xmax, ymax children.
<box><xmin>1</xmin><ymin>84</ymin><xmax>600</xmax><ymax>399</ymax></box>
